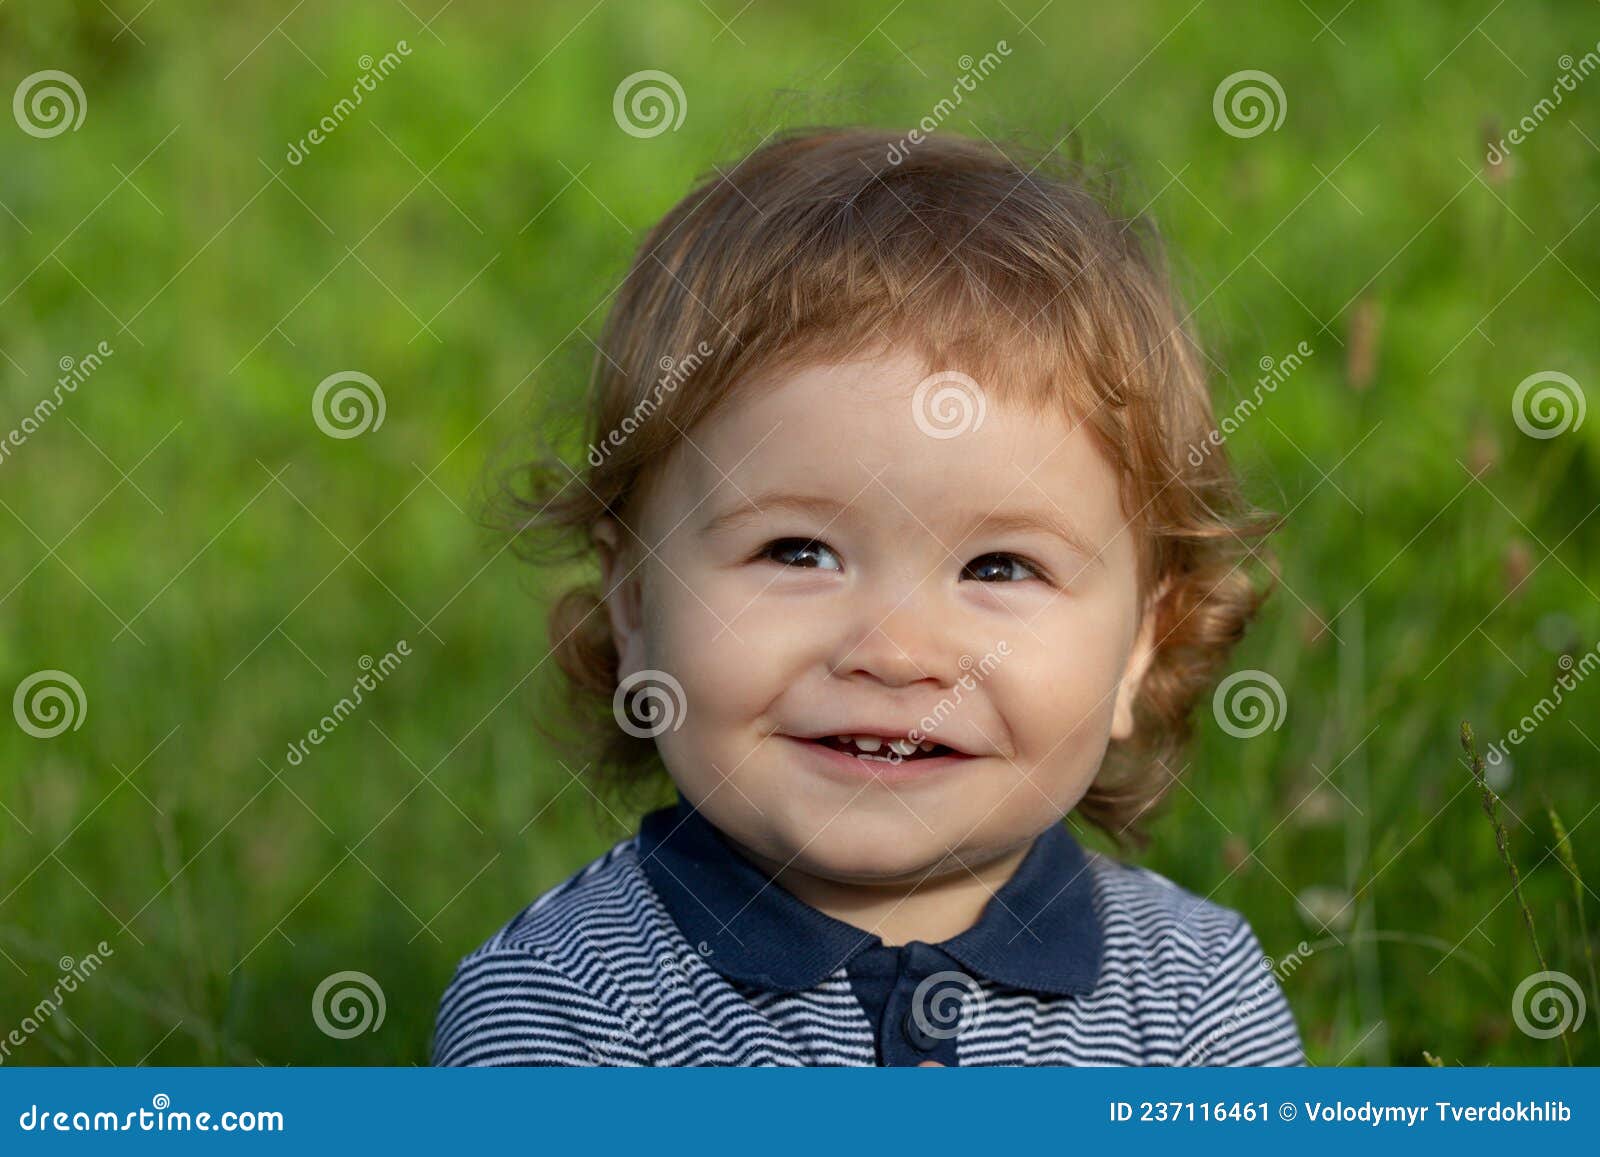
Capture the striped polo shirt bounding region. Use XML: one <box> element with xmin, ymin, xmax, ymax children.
<box><xmin>433</xmin><ymin>795</ymin><xmax>1305</xmax><ymax>1066</ymax></box>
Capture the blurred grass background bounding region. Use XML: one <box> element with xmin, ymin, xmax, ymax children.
<box><xmin>1</xmin><ymin>0</ymin><xmax>1598</xmax><ymax>1066</ymax></box>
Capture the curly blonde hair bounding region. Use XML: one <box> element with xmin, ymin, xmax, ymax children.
<box><xmin>495</xmin><ymin>126</ymin><xmax>1276</xmax><ymax>850</ymax></box>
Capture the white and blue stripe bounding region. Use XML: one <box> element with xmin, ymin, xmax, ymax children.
<box><xmin>433</xmin><ymin>798</ymin><xmax>1304</xmax><ymax>1067</ymax></box>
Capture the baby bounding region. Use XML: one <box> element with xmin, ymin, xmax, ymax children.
<box><xmin>432</xmin><ymin>127</ymin><xmax>1304</xmax><ymax>1067</ymax></box>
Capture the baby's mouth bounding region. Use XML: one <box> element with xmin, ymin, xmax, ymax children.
<box><xmin>811</xmin><ymin>734</ymin><xmax>956</xmax><ymax>763</ymax></box>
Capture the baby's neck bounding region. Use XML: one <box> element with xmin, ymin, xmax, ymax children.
<box><xmin>744</xmin><ymin>838</ymin><xmax>1036</xmax><ymax>946</ymax></box>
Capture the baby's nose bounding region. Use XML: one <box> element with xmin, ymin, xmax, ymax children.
<box><xmin>829</xmin><ymin>620</ymin><xmax>948</xmax><ymax>689</ymax></box>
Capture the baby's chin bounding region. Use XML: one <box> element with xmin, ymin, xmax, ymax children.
<box><xmin>760</xmin><ymin>810</ymin><xmax>1007</xmax><ymax>887</ymax></box>
<box><xmin>783</xmin><ymin>846</ymin><xmax>947</xmax><ymax>887</ymax></box>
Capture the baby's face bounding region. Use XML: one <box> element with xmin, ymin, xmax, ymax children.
<box><xmin>598</xmin><ymin>346</ymin><xmax>1156</xmax><ymax>884</ymax></box>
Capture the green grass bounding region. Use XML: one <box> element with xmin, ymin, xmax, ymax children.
<box><xmin>2</xmin><ymin>0</ymin><xmax>1597</xmax><ymax>1066</ymax></box>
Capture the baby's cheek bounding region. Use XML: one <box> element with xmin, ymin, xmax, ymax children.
<box><xmin>648</xmin><ymin>584</ymin><xmax>807</xmax><ymax>728</ymax></box>
<box><xmin>1002</xmin><ymin>630</ymin><xmax>1128</xmax><ymax>766</ymax></box>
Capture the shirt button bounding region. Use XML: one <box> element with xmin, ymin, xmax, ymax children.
<box><xmin>901</xmin><ymin>1006</ymin><xmax>939</xmax><ymax>1052</ymax></box>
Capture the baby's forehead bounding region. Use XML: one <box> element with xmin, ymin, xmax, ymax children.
<box><xmin>654</xmin><ymin>355</ymin><xmax>1129</xmax><ymax>546</ymax></box>
<box><xmin>700</xmin><ymin>352</ymin><xmax>1098</xmax><ymax>464</ymax></box>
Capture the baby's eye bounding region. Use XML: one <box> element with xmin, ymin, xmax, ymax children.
<box><xmin>759</xmin><ymin>537</ymin><xmax>842</xmax><ymax>571</ymax></box>
<box><xmin>962</xmin><ymin>552</ymin><xmax>1044</xmax><ymax>583</ymax></box>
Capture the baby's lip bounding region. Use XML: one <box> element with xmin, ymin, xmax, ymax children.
<box><xmin>786</xmin><ymin>728</ymin><xmax>978</xmax><ymax>757</ymax></box>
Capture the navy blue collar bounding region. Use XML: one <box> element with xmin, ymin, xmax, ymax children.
<box><xmin>636</xmin><ymin>793</ymin><xmax>1103</xmax><ymax>996</ymax></box>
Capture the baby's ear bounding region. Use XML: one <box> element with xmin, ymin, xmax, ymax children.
<box><xmin>592</xmin><ymin>516</ymin><xmax>646</xmax><ymax>676</ymax></box>
<box><xmin>1109</xmin><ymin>581</ymin><xmax>1168</xmax><ymax>742</ymax></box>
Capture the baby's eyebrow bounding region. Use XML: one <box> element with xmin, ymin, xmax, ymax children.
<box><xmin>699</xmin><ymin>492</ymin><xmax>848</xmax><ymax>537</ymax></box>
<box><xmin>965</xmin><ymin>508</ymin><xmax>1103</xmax><ymax>565</ymax></box>
<box><xmin>700</xmin><ymin>492</ymin><xmax>1102</xmax><ymax>563</ymax></box>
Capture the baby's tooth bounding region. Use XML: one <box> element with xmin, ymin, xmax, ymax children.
<box><xmin>852</xmin><ymin>736</ymin><xmax>882</xmax><ymax>752</ymax></box>
<box><xmin>918</xmin><ymin>741</ymin><xmax>934</xmax><ymax>752</ymax></box>
<box><xmin>886</xmin><ymin>739</ymin><xmax>917</xmax><ymax>756</ymax></box>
